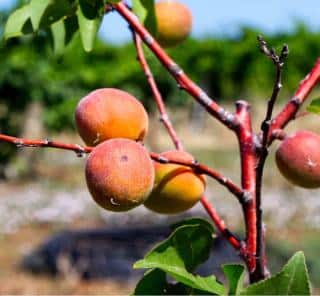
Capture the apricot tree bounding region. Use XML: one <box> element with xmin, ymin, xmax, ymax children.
<box><xmin>1</xmin><ymin>0</ymin><xmax>320</xmax><ymax>294</ymax></box>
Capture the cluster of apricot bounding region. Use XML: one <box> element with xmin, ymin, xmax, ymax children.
<box><xmin>75</xmin><ymin>88</ymin><xmax>205</xmax><ymax>214</ymax></box>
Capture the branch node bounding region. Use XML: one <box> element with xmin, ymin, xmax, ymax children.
<box><xmin>242</xmin><ymin>191</ymin><xmax>253</xmax><ymax>204</ymax></box>
<box><xmin>271</xmin><ymin>129</ymin><xmax>287</xmax><ymax>141</ymax></box>
<box><xmin>235</xmin><ymin>100</ymin><xmax>250</xmax><ymax>111</ymax></box>
<box><xmin>44</xmin><ymin>138</ymin><xmax>52</xmax><ymax>145</ymax></box>
<box><xmin>158</xmin><ymin>156</ymin><xmax>168</xmax><ymax>164</ymax></box>
<box><xmin>143</xmin><ymin>34</ymin><xmax>154</xmax><ymax>45</ymax></box>
<box><xmin>218</xmin><ymin>107</ymin><xmax>239</xmax><ymax>129</ymax></box>
<box><xmin>159</xmin><ymin>114</ymin><xmax>169</xmax><ymax>123</ymax></box>
<box><xmin>145</xmin><ymin>69</ymin><xmax>152</xmax><ymax>78</ymax></box>
<box><xmin>168</xmin><ymin>63</ymin><xmax>184</xmax><ymax>76</ymax></box>
<box><xmin>290</xmin><ymin>96</ymin><xmax>302</xmax><ymax>107</ymax></box>
<box><xmin>14</xmin><ymin>139</ymin><xmax>24</xmax><ymax>148</ymax></box>
<box><xmin>75</xmin><ymin>144</ymin><xmax>86</xmax><ymax>158</ymax></box>
<box><xmin>192</xmin><ymin>159</ymin><xmax>200</xmax><ymax>166</ymax></box>
<box><xmin>198</xmin><ymin>91</ymin><xmax>213</xmax><ymax>106</ymax></box>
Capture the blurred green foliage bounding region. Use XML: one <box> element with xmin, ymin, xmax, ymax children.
<box><xmin>0</xmin><ymin>4</ymin><xmax>320</xmax><ymax>170</ymax></box>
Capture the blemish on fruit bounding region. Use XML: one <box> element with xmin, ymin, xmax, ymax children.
<box><xmin>121</xmin><ymin>155</ymin><xmax>128</xmax><ymax>162</ymax></box>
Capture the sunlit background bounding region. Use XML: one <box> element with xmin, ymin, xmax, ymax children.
<box><xmin>0</xmin><ymin>0</ymin><xmax>320</xmax><ymax>294</ymax></box>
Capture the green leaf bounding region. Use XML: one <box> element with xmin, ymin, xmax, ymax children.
<box><xmin>50</xmin><ymin>15</ymin><xmax>78</xmax><ymax>55</ymax></box>
<box><xmin>51</xmin><ymin>20</ymin><xmax>66</xmax><ymax>55</ymax></box>
<box><xmin>307</xmin><ymin>98</ymin><xmax>320</xmax><ymax>115</ymax></box>
<box><xmin>77</xmin><ymin>0</ymin><xmax>102</xmax><ymax>52</ymax></box>
<box><xmin>4</xmin><ymin>4</ymin><xmax>33</xmax><ymax>39</ymax></box>
<box><xmin>134</xmin><ymin>224</ymin><xmax>225</xmax><ymax>295</ymax></box>
<box><xmin>39</xmin><ymin>0</ymin><xmax>77</xmax><ymax>29</ymax></box>
<box><xmin>242</xmin><ymin>251</ymin><xmax>311</xmax><ymax>295</ymax></box>
<box><xmin>64</xmin><ymin>15</ymin><xmax>79</xmax><ymax>45</ymax></box>
<box><xmin>132</xmin><ymin>0</ymin><xmax>157</xmax><ymax>36</ymax></box>
<box><xmin>171</xmin><ymin>217</ymin><xmax>214</xmax><ymax>233</ymax></box>
<box><xmin>134</xmin><ymin>269</ymin><xmax>168</xmax><ymax>295</ymax></box>
<box><xmin>29</xmin><ymin>0</ymin><xmax>52</xmax><ymax>30</ymax></box>
<box><xmin>223</xmin><ymin>264</ymin><xmax>245</xmax><ymax>295</ymax></box>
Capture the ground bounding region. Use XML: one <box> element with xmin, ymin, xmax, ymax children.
<box><xmin>0</xmin><ymin>102</ymin><xmax>320</xmax><ymax>294</ymax></box>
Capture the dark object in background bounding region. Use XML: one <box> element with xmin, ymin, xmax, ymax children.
<box><xmin>21</xmin><ymin>226</ymin><xmax>241</xmax><ymax>282</ymax></box>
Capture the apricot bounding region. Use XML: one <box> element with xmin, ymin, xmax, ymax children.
<box><xmin>155</xmin><ymin>0</ymin><xmax>192</xmax><ymax>48</ymax></box>
<box><xmin>275</xmin><ymin>130</ymin><xmax>320</xmax><ymax>188</ymax></box>
<box><xmin>85</xmin><ymin>138</ymin><xmax>154</xmax><ymax>212</ymax></box>
<box><xmin>75</xmin><ymin>88</ymin><xmax>148</xmax><ymax>146</ymax></box>
<box><xmin>144</xmin><ymin>150</ymin><xmax>205</xmax><ymax>214</ymax></box>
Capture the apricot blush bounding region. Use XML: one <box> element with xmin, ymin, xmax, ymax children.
<box><xmin>144</xmin><ymin>150</ymin><xmax>205</xmax><ymax>214</ymax></box>
<box><xmin>276</xmin><ymin>130</ymin><xmax>320</xmax><ymax>188</ymax></box>
<box><xmin>85</xmin><ymin>139</ymin><xmax>154</xmax><ymax>211</ymax></box>
<box><xmin>75</xmin><ymin>88</ymin><xmax>148</xmax><ymax>146</ymax></box>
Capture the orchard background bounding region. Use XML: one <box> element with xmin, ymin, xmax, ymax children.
<box><xmin>0</xmin><ymin>0</ymin><xmax>320</xmax><ymax>294</ymax></box>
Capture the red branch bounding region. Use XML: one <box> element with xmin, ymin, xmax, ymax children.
<box><xmin>132</xmin><ymin>32</ymin><xmax>243</xmax><ymax>250</ymax></box>
<box><xmin>0</xmin><ymin>133</ymin><xmax>92</xmax><ymax>154</ymax></box>
<box><xmin>133</xmin><ymin>33</ymin><xmax>183</xmax><ymax>150</ymax></box>
<box><xmin>114</xmin><ymin>2</ymin><xmax>239</xmax><ymax>131</ymax></box>
<box><xmin>200</xmin><ymin>196</ymin><xmax>242</xmax><ymax>250</ymax></box>
<box><xmin>150</xmin><ymin>152</ymin><xmax>244</xmax><ymax>202</ymax></box>
<box><xmin>268</xmin><ymin>58</ymin><xmax>320</xmax><ymax>142</ymax></box>
<box><xmin>0</xmin><ymin>133</ymin><xmax>244</xmax><ymax>202</ymax></box>
<box><xmin>235</xmin><ymin>101</ymin><xmax>257</xmax><ymax>273</ymax></box>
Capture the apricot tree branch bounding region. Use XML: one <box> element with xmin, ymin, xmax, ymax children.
<box><xmin>268</xmin><ymin>58</ymin><xmax>320</xmax><ymax>144</ymax></box>
<box><xmin>133</xmin><ymin>33</ymin><xmax>183</xmax><ymax>150</ymax></box>
<box><xmin>258</xmin><ymin>35</ymin><xmax>288</xmax><ymax>148</ymax></box>
<box><xmin>254</xmin><ymin>36</ymin><xmax>288</xmax><ymax>281</ymax></box>
<box><xmin>234</xmin><ymin>101</ymin><xmax>257</xmax><ymax>276</ymax></box>
<box><xmin>132</xmin><ymin>31</ymin><xmax>243</xmax><ymax>250</ymax></box>
<box><xmin>200</xmin><ymin>196</ymin><xmax>242</xmax><ymax>250</ymax></box>
<box><xmin>149</xmin><ymin>152</ymin><xmax>245</xmax><ymax>204</ymax></box>
<box><xmin>0</xmin><ymin>132</ymin><xmax>245</xmax><ymax>205</ymax></box>
<box><xmin>0</xmin><ymin>133</ymin><xmax>92</xmax><ymax>155</ymax></box>
<box><xmin>113</xmin><ymin>2</ymin><xmax>240</xmax><ymax>131</ymax></box>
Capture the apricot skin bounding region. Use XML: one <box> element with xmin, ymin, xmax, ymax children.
<box><xmin>144</xmin><ymin>150</ymin><xmax>205</xmax><ymax>214</ymax></box>
<box><xmin>75</xmin><ymin>88</ymin><xmax>148</xmax><ymax>146</ymax></box>
<box><xmin>85</xmin><ymin>139</ymin><xmax>155</xmax><ymax>212</ymax></box>
<box><xmin>155</xmin><ymin>0</ymin><xmax>192</xmax><ymax>48</ymax></box>
<box><xmin>276</xmin><ymin>130</ymin><xmax>320</xmax><ymax>188</ymax></box>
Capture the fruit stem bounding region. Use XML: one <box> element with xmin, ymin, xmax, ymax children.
<box><xmin>268</xmin><ymin>58</ymin><xmax>320</xmax><ymax>144</ymax></box>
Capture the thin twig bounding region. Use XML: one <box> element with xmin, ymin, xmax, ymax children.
<box><xmin>113</xmin><ymin>2</ymin><xmax>240</xmax><ymax>131</ymax></box>
<box><xmin>0</xmin><ymin>132</ymin><xmax>245</xmax><ymax>203</ymax></box>
<box><xmin>254</xmin><ymin>36</ymin><xmax>288</xmax><ymax>281</ymax></box>
<box><xmin>133</xmin><ymin>33</ymin><xmax>183</xmax><ymax>150</ymax></box>
<box><xmin>132</xmin><ymin>31</ymin><xmax>243</xmax><ymax>250</ymax></box>
<box><xmin>0</xmin><ymin>133</ymin><xmax>92</xmax><ymax>155</ymax></box>
<box><xmin>150</xmin><ymin>152</ymin><xmax>245</xmax><ymax>202</ymax></box>
<box><xmin>268</xmin><ymin>58</ymin><xmax>320</xmax><ymax>144</ymax></box>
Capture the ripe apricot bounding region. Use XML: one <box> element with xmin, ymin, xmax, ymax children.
<box><xmin>75</xmin><ymin>88</ymin><xmax>148</xmax><ymax>146</ymax></box>
<box><xmin>275</xmin><ymin>130</ymin><xmax>320</xmax><ymax>188</ymax></box>
<box><xmin>155</xmin><ymin>0</ymin><xmax>192</xmax><ymax>48</ymax></box>
<box><xmin>85</xmin><ymin>138</ymin><xmax>154</xmax><ymax>212</ymax></box>
<box><xmin>144</xmin><ymin>150</ymin><xmax>205</xmax><ymax>214</ymax></box>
